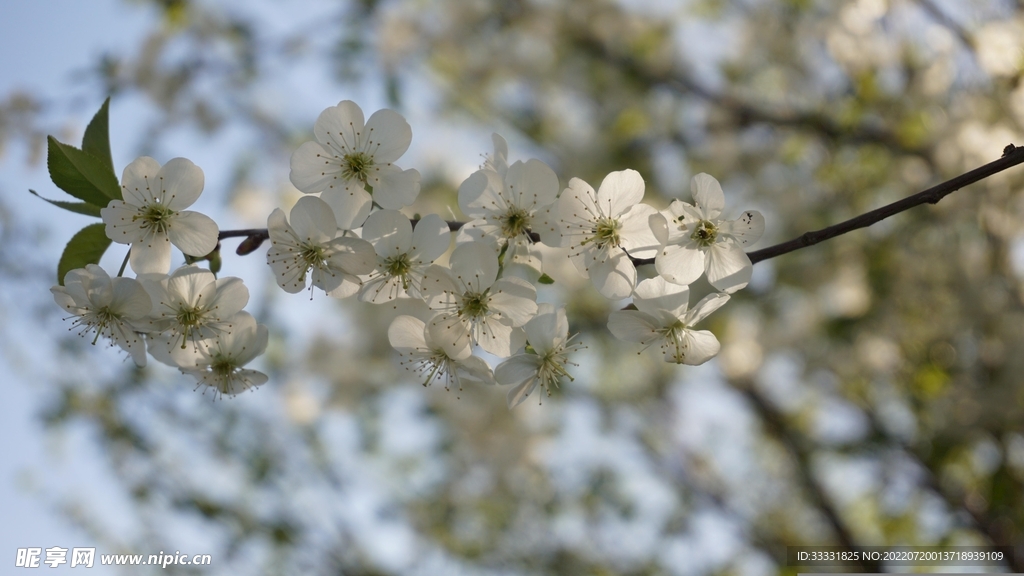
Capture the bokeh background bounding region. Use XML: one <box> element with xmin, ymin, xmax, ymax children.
<box><xmin>3</xmin><ymin>0</ymin><xmax>1024</xmax><ymax>574</ymax></box>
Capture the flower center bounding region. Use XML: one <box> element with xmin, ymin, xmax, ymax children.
<box><xmin>501</xmin><ymin>207</ymin><xmax>532</xmax><ymax>238</ymax></box>
<box><xmin>460</xmin><ymin>291</ymin><xmax>489</xmax><ymax>318</ymax></box>
<box><xmin>658</xmin><ymin>320</ymin><xmax>690</xmax><ymax>363</ymax></box>
<box><xmin>211</xmin><ymin>355</ymin><xmax>236</xmax><ymax>378</ymax></box>
<box><xmin>299</xmin><ymin>243</ymin><xmax>328</xmax><ymax>269</ymax></box>
<box><xmin>341</xmin><ymin>152</ymin><xmax>374</xmax><ymax>183</ymax></box>
<box><xmin>691</xmin><ymin>220</ymin><xmax>718</xmax><ymax>247</ymax></box>
<box><xmin>385</xmin><ymin>253</ymin><xmax>412</xmax><ymax>278</ymax></box>
<box><xmin>591</xmin><ymin>217</ymin><xmax>621</xmax><ymax>248</ymax></box>
<box><xmin>136</xmin><ymin>203</ymin><xmax>175</xmax><ymax>234</ymax></box>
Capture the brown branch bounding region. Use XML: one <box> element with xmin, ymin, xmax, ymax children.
<box><xmin>745</xmin><ymin>144</ymin><xmax>1024</xmax><ymax>264</ymax></box>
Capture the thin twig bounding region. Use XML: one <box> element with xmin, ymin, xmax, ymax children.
<box><xmin>746</xmin><ymin>144</ymin><xmax>1024</xmax><ymax>264</ymax></box>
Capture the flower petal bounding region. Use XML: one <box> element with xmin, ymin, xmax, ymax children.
<box><xmin>633</xmin><ymin>276</ymin><xmax>690</xmax><ymax>319</ymax></box>
<box><xmin>685</xmin><ymin>292</ymin><xmax>731</xmax><ymax>326</ymax></box>
<box><xmin>718</xmin><ymin>210</ymin><xmax>765</xmax><ymax>246</ymax></box>
<box><xmin>289</xmin><ymin>141</ymin><xmax>342</xmax><ymax>193</ymax></box>
<box><xmin>587</xmin><ymin>248</ymin><xmax>636</xmax><ymax>300</ymax></box>
<box><xmin>364</xmin><ymin>108</ymin><xmax>412</xmax><ymax>164</ymax></box>
<box><xmin>110</xmin><ymin>277</ymin><xmax>152</xmax><ymax>319</ymax></box>
<box><xmin>523</xmin><ymin>303</ymin><xmax>566</xmax><ymax>354</ymax></box>
<box><xmin>428</xmin><ymin>313</ymin><xmax>472</xmax><ymax>359</ymax></box>
<box><xmin>607</xmin><ymin>310</ymin><xmax>661</xmax><ymax>343</ymax></box>
<box><xmin>505</xmin><ymin>158</ymin><xmax>559</xmax><ymax>210</ymax></box>
<box><xmin>596</xmin><ymin>169</ymin><xmax>644</xmax><ymax>218</ymax></box>
<box><xmin>457</xmin><ymin>169</ymin><xmax>504</xmax><ymax>218</ymax></box>
<box><xmin>314</xmin><ymin>100</ymin><xmax>365</xmax><ymax>155</ymax></box>
<box><xmin>487</xmin><ymin>277</ymin><xmax>538</xmax><ymax>327</ymax></box>
<box><xmin>370</xmin><ymin>166</ymin><xmax>421</xmax><ymax>210</ymax></box>
<box><xmin>655</xmin><ymin>242</ymin><xmax>705</xmax><ymax>286</ymax></box>
<box><xmin>690</xmin><ymin>173</ymin><xmax>724</xmax><ymax>219</ymax></box>
<box><xmin>388</xmin><ymin>315</ymin><xmax>428</xmax><ymax>353</ymax></box>
<box><xmin>476</xmin><ymin>317</ymin><xmax>517</xmax><ymax>357</ymax></box>
<box><xmin>120</xmin><ymin>157</ymin><xmax>162</xmax><ymax>206</ymax></box>
<box><xmin>363</xmin><ymin>209</ymin><xmax>412</xmax><ymax>256</ymax></box>
<box><xmin>449</xmin><ymin>242</ymin><xmax>499</xmax><ymax>292</ymax></box>
<box><xmin>129</xmin><ymin>235</ymin><xmax>172</xmax><ymax>275</ymax></box>
<box><xmin>410</xmin><ymin>213</ymin><xmax>451</xmax><ymax>263</ymax></box>
<box><xmin>671</xmin><ymin>329</ymin><xmax>721</xmax><ymax>365</ymax></box>
<box><xmin>496</xmin><ymin>354</ymin><xmax>542</xmax><ymax>387</ymax></box>
<box><xmin>619</xmin><ymin>203</ymin><xmax>660</xmax><ymax>259</ymax></box>
<box><xmin>706</xmin><ymin>241</ymin><xmax>753</xmax><ymax>293</ymax></box>
<box><xmin>289</xmin><ymin>196</ymin><xmax>338</xmax><ymax>244</ymax></box>
<box><xmin>321</xmin><ymin>186</ymin><xmax>372</xmax><ymax>230</ymax></box>
<box><xmin>159</xmin><ymin>158</ymin><xmax>205</xmax><ymax>210</ymax></box>
<box><xmin>168</xmin><ymin>210</ymin><xmax>219</xmax><ymax>257</ymax></box>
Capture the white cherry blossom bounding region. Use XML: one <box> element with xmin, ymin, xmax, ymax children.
<box><xmin>140</xmin><ymin>265</ymin><xmax>250</xmax><ymax>351</ymax></box>
<box><xmin>457</xmin><ymin>134</ymin><xmax>559</xmax><ymax>270</ymax></box>
<box><xmin>359</xmin><ymin>210</ymin><xmax>451</xmax><ymax>304</ymax></box>
<box><xmin>181</xmin><ymin>312</ymin><xmax>269</xmax><ymax>398</ymax></box>
<box><xmin>101</xmin><ymin>157</ymin><xmax>219</xmax><ymax>274</ymax></box>
<box><xmin>388</xmin><ymin>315</ymin><xmax>496</xmax><ymax>392</ymax></box>
<box><xmin>51</xmin><ymin>264</ymin><xmax>152</xmax><ymax>366</ymax></box>
<box><xmin>496</xmin><ymin>303</ymin><xmax>585</xmax><ymax>408</ymax></box>
<box><xmin>421</xmin><ymin>242</ymin><xmax>538</xmax><ymax>358</ymax></box>
<box><xmin>266</xmin><ymin>196</ymin><xmax>376</xmax><ymax>298</ymax></box>
<box><xmin>607</xmin><ymin>276</ymin><xmax>730</xmax><ymax>365</ymax></box>
<box><xmin>650</xmin><ymin>173</ymin><xmax>764</xmax><ymax>293</ymax></box>
<box><xmin>538</xmin><ymin>169</ymin><xmax>659</xmax><ymax>299</ymax></box>
<box><xmin>289</xmin><ymin>100</ymin><xmax>421</xmax><ymax>225</ymax></box>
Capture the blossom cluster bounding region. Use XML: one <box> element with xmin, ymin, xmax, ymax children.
<box><xmin>52</xmin><ymin>157</ymin><xmax>268</xmax><ymax>398</ymax></box>
<box><xmin>51</xmin><ymin>100</ymin><xmax>763</xmax><ymax>407</ymax></box>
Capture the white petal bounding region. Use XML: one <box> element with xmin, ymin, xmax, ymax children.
<box><xmin>457</xmin><ymin>169</ymin><xmax>504</xmax><ymax>218</ymax></box>
<box><xmin>596</xmin><ymin>169</ymin><xmax>644</xmax><ymax>218</ymax></box>
<box><xmin>120</xmin><ymin>157</ymin><xmax>162</xmax><ymax>206</ymax></box>
<box><xmin>314</xmin><ymin>100</ymin><xmax>365</xmax><ymax>155</ymax></box>
<box><xmin>168</xmin><ymin>210</ymin><xmax>219</xmax><ymax>257</ymax></box>
<box><xmin>371</xmin><ymin>166</ymin><xmax>420</xmax><ymax>209</ymax></box>
<box><xmin>289</xmin><ymin>141</ymin><xmax>342</xmax><ymax>193</ymax></box>
<box><xmin>410</xmin><ymin>214</ymin><xmax>451</xmax><ymax>263</ymax></box>
<box><xmin>686</xmin><ymin>292</ymin><xmax>731</xmax><ymax>325</ymax></box>
<box><xmin>607</xmin><ymin>310</ymin><xmax>661</xmax><ymax>343</ymax></box>
<box><xmin>633</xmin><ymin>276</ymin><xmax>690</xmax><ymax>319</ymax></box>
<box><xmin>449</xmin><ymin>242</ymin><xmax>498</xmax><ymax>292</ymax></box>
<box><xmin>102</xmin><ymin>202</ymin><xmax>145</xmax><ymax>245</ymax></box>
<box><xmin>364</xmin><ymin>108</ymin><xmax>412</xmax><ymax>164</ymax></box>
<box><xmin>110</xmin><ymin>277</ymin><xmax>152</xmax><ymax>319</ymax></box>
<box><xmin>587</xmin><ymin>248</ymin><xmax>636</xmax><ymax>300</ymax></box>
<box><xmin>387</xmin><ymin>315</ymin><xmax>428</xmax><ymax>353</ymax></box>
<box><xmin>649</xmin><ymin>211</ymin><xmax>669</xmax><ymax>246</ymax></box>
<box><xmin>487</xmin><ymin>277</ymin><xmax>538</xmax><ymax>327</ymax></box>
<box><xmin>457</xmin><ymin>355</ymin><xmax>497</xmax><ymax>385</ymax></box>
<box><xmin>428</xmin><ymin>314</ymin><xmax>472</xmax><ymax>359</ymax></box>
<box><xmin>159</xmin><ymin>158</ymin><xmax>205</xmax><ymax>210</ymax></box>
<box><xmin>129</xmin><ymin>235</ymin><xmax>172</xmax><ymax>275</ymax></box>
<box><xmin>326</xmin><ymin>237</ymin><xmax>377</xmax><ymax>275</ymax></box>
<box><xmin>523</xmin><ymin>303</ymin><xmax>566</xmax><ymax>354</ymax></box>
<box><xmin>506</xmin><ymin>377</ymin><xmax>538</xmax><ymax>409</ymax></box>
<box><xmin>363</xmin><ymin>209</ymin><xmax>412</xmax><ymax>255</ymax></box>
<box><xmin>706</xmin><ymin>241</ymin><xmax>753</xmax><ymax>293</ymax></box>
<box><xmin>671</xmin><ymin>329</ymin><xmax>721</xmax><ymax>365</ymax></box>
<box><xmin>655</xmin><ymin>242</ymin><xmax>705</xmax><ymax>286</ymax></box>
<box><xmin>505</xmin><ymin>159</ymin><xmax>559</xmax><ymax>210</ymax></box>
<box><xmin>619</xmin><ymin>203</ymin><xmax>660</xmax><ymax>259</ymax></box>
<box><xmin>719</xmin><ymin>210</ymin><xmax>765</xmax><ymax>246</ymax></box>
<box><xmin>320</xmin><ymin>186</ymin><xmax>372</xmax><ymax>230</ymax></box>
<box><xmin>690</xmin><ymin>173</ymin><xmax>725</xmax><ymax>220</ymax></box>
<box><xmin>495</xmin><ymin>354</ymin><xmax>541</xmax><ymax>386</ymax></box>
<box><xmin>289</xmin><ymin>196</ymin><xmax>338</xmax><ymax>244</ymax></box>
<box><xmin>210</xmin><ymin>276</ymin><xmax>250</xmax><ymax>318</ymax></box>
<box><xmin>476</xmin><ymin>317</ymin><xmax>516</xmax><ymax>357</ymax></box>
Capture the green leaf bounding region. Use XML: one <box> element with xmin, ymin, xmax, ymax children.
<box><xmin>538</xmin><ymin>273</ymin><xmax>555</xmax><ymax>285</ymax></box>
<box><xmin>57</xmin><ymin>223</ymin><xmax>113</xmax><ymax>285</ymax></box>
<box><xmin>47</xmin><ymin>136</ymin><xmax>121</xmax><ymax>206</ymax></box>
<box><xmin>82</xmin><ymin>97</ymin><xmax>114</xmax><ymax>173</ymax></box>
<box><xmin>29</xmin><ymin>190</ymin><xmax>103</xmax><ymax>218</ymax></box>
